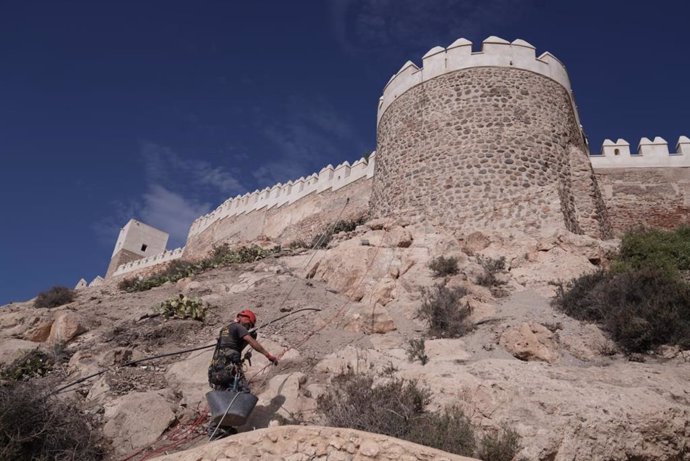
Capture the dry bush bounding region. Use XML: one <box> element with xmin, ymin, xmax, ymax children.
<box><xmin>428</xmin><ymin>256</ymin><xmax>459</xmax><ymax>277</ymax></box>
<box><xmin>34</xmin><ymin>286</ymin><xmax>74</xmax><ymax>308</ymax></box>
<box><xmin>0</xmin><ymin>381</ymin><xmax>105</xmax><ymax>460</ymax></box>
<box><xmin>317</xmin><ymin>370</ymin><xmax>476</xmax><ymax>457</ymax></box>
<box><xmin>418</xmin><ymin>285</ymin><xmax>472</xmax><ymax>338</ymax></box>
<box><xmin>477</xmin><ymin>426</ymin><xmax>524</xmax><ymax>461</ymax></box>
<box><xmin>553</xmin><ymin>270</ymin><xmax>609</xmax><ymax>322</ymax></box>
<box><xmin>476</xmin><ymin>256</ymin><xmax>507</xmax><ymax>290</ymax></box>
<box><xmin>312</xmin><ymin>217</ymin><xmax>366</xmax><ymax>249</ymax></box>
<box><xmin>406</xmin><ymin>338</ymin><xmax>429</xmax><ymax>365</ymax></box>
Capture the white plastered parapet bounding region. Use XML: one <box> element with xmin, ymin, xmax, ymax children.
<box><xmin>590</xmin><ymin>136</ymin><xmax>690</xmax><ymax>168</ymax></box>
<box><xmin>188</xmin><ymin>153</ymin><xmax>376</xmax><ymax>237</ymax></box>
<box><xmin>377</xmin><ymin>36</ymin><xmax>573</xmax><ymax>125</ymax></box>
<box><xmin>112</xmin><ymin>247</ymin><xmax>184</xmax><ymax>277</ymax></box>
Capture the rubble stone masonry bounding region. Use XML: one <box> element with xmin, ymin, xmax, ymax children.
<box><xmin>594</xmin><ymin>167</ymin><xmax>690</xmax><ymax>235</ymax></box>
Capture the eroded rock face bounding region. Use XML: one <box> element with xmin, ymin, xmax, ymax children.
<box><xmin>0</xmin><ymin>338</ymin><xmax>37</xmax><ymax>366</ymax></box>
<box><xmin>2</xmin><ymin>224</ymin><xmax>686</xmax><ymax>461</ymax></box>
<box><xmin>150</xmin><ymin>425</ymin><xmax>479</xmax><ymax>461</ymax></box>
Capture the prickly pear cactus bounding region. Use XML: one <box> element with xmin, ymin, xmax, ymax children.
<box><xmin>157</xmin><ymin>294</ymin><xmax>207</xmax><ymax>321</ymax></box>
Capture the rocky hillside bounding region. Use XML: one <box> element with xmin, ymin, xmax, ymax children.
<box><xmin>1</xmin><ymin>219</ymin><xmax>688</xmax><ymax>460</ymax></box>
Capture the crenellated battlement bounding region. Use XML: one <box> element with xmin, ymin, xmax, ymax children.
<box><xmin>188</xmin><ymin>153</ymin><xmax>376</xmax><ymax>237</ymax></box>
<box><xmin>112</xmin><ymin>247</ymin><xmax>184</xmax><ymax>277</ymax></box>
<box><xmin>590</xmin><ymin>136</ymin><xmax>690</xmax><ymax>168</ymax></box>
<box><xmin>377</xmin><ymin>36</ymin><xmax>572</xmax><ymax>124</ymax></box>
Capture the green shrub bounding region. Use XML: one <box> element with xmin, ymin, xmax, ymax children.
<box><xmin>614</xmin><ymin>226</ymin><xmax>690</xmax><ymax>275</ymax></box>
<box><xmin>477</xmin><ymin>426</ymin><xmax>523</xmax><ymax>461</ymax></box>
<box><xmin>156</xmin><ymin>294</ymin><xmax>207</xmax><ymax>321</ymax></box>
<box><xmin>34</xmin><ymin>286</ymin><xmax>75</xmax><ymax>308</ymax></box>
<box><xmin>406</xmin><ymin>338</ymin><xmax>429</xmax><ymax>365</ymax></box>
<box><xmin>428</xmin><ymin>256</ymin><xmax>459</xmax><ymax>277</ymax></box>
<box><xmin>418</xmin><ymin>285</ymin><xmax>472</xmax><ymax>338</ymax></box>
<box><xmin>554</xmin><ymin>269</ymin><xmax>690</xmax><ymax>353</ymax></box>
<box><xmin>1</xmin><ymin>349</ymin><xmax>54</xmax><ymax>381</ymax></box>
<box><xmin>0</xmin><ymin>381</ymin><xmax>105</xmax><ymax>460</ymax></box>
<box><xmin>119</xmin><ymin>245</ymin><xmax>279</xmax><ymax>292</ymax></box>
<box><xmin>317</xmin><ymin>370</ymin><xmax>476</xmax><ymax>457</ymax></box>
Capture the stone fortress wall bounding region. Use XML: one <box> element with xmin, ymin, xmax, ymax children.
<box><xmin>591</xmin><ymin>136</ymin><xmax>690</xmax><ymax>233</ymax></box>
<box><xmin>103</xmin><ymin>36</ymin><xmax>688</xmax><ymax>280</ymax></box>
<box><xmin>371</xmin><ymin>36</ymin><xmax>611</xmax><ymax>239</ymax></box>
<box><xmin>108</xmin><ymin>156</ymin><xmax>375</xmax><ymax>277</ymax></box>
<box><xmin>188</xmin><ymin>156</ymin><xmax>375</xmax><ymax>238</ymax></box>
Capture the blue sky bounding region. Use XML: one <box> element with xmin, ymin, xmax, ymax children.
<box><xmin>1</xmin><ymin>0</ymin><xmax>689</xmax><ymax>304</ymax></box>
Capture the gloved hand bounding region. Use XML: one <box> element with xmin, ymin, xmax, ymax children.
<box><xmin>266</xmin><ymin>353</ymin><xmax>279</xmax><ymax>365</ymax></box>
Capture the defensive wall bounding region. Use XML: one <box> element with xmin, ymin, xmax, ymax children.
<box><xmin>591</xmin><ymin>136</ymin><xmax>690</xmax><ymax>234</ymax></box>
<box><xmin>183</xmin><ymin>155</ymin><xmax>375</xmax><ymax>260</ymax></box>
<box><xmin>371</xmin><ymin>36</ymin><xmax>611</xmax><ymax>239</ymax></box>
<box><xmin>111</xmin><ymin>248</ymin><xmax>184</xmax><ymax>278</ymax></box>
<box><xmin>107</xmin><ymin>156</ymin><xmax>375</xmax><ymax>278</ymax></box>
<box><xmin>103</xmin><ymin>36</ymin><xmax>688</xmax><ymax>280</ymax></box>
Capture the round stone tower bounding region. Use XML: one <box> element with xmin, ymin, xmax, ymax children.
<box><xmin>371</xmin><ymin>36</ymin><xmax>611</xmax><ymax>238</ymax></box>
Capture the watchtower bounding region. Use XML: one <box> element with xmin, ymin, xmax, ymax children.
<box><xmin>105</xmin><ymin>219</ymin><xmax>169</xmax><ymax>278</ymax></box>
<box><xmin>371</xmin><ymin>36</ymin><xmax>611</xmax><ymax>238</ymax></box>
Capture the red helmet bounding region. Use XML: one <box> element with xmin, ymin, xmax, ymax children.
<box><xmin>237</xmin><ymin>309</ymin><xmax>257</xmax><ymax>326</ymax></box>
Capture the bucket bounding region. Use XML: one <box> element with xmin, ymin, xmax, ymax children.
<box><xmin>206</xmin><ymin>390</ymin><xmax>258</xmax><ymax>427</ymax></box>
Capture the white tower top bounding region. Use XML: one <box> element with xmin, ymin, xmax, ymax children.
<box><xmin>111</xmin><ymin>219</ymin><xmax>168</xmax><ymax>258</ymax></box>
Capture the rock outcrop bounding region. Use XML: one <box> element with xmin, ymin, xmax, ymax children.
<box><xmin>151</xmin><ymin>425</ymin><xmax>479</xmax><ymax>461</ymax></box>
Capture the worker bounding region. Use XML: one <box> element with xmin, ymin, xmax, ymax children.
<box><xmin>208</xmin><ymin>309</ymin><xmax>279</xmax><ymax>391</ymax></box>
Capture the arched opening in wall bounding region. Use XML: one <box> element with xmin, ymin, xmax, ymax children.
<box><xmin>614</xmin><ymin>148</ymin><xmax>620</xmax><ymax>156</ymax></box>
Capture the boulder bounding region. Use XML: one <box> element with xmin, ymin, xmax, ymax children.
<box><xmin>23</xmin><ymin>319</ymin><xmax>54</xmax><ymax>342</ymax></box>
<box><xmin>68</xmin><ymin>350</ymin><xmax>101</xmax><ymax>379</ymax></box>
<box><xmin>48</xmin><ymin>312</ymin><xmax>86</xmax><ymax>343</ymax></box>
<box><xmin>248</xmin><ymin>372</ymin><xmax>315</xmax><ymax>427</ymax></box>
<box><xmin>388</xmin><ymin>226</ymin><xmax>413</xmax><ymax>248</ymax></box>
<box><xmin>499</xmin><ymin>322</ymin><xmax>558</xmax><ymax>363</ymax></box>
<box><xmin>165</xmin><ymin>346</ymin><xmax>215</xmax><ymax>408</ymax></box>
<box><xmin>342</xmin><ymin>303</ymin><xmax>396</xmax><ymax>334</ymax></box>
<box><xmin>103</xmin><ymin>390</ymin><xmax>176</xmax><ymax>456</ymax></box>
<box><xmin>462</xmin><ymin>231</ymin><xmax>491</xmax><ymax>254</ymax></box>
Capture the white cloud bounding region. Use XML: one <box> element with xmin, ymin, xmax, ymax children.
<box><xmin>329</xmin><ymin>0</ymin><xmax>532</xmax><ymax>57</ymax></box>
<box><xmin>95</xmin><ymin>143</ymin><xmax>234</xmax><ymax>251</ymax></box>
<box><xmin>91</xmin><ymin>200</ymin><xmax>137</xmax><ymax>247</ymax></box>
<box><xmin>140</xmin><ymin>141</ymin><xmax>243</xmax><ymax>195</ymax></box>
<box><xmin>140</xmin><ymin>185</ymin><xmax>211</xmax><ymax>247</ymax></box>
<box><xmin>252</xmin><ymin>96</ymin><xmax>366</xmax><ymax>186</ymax></box>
